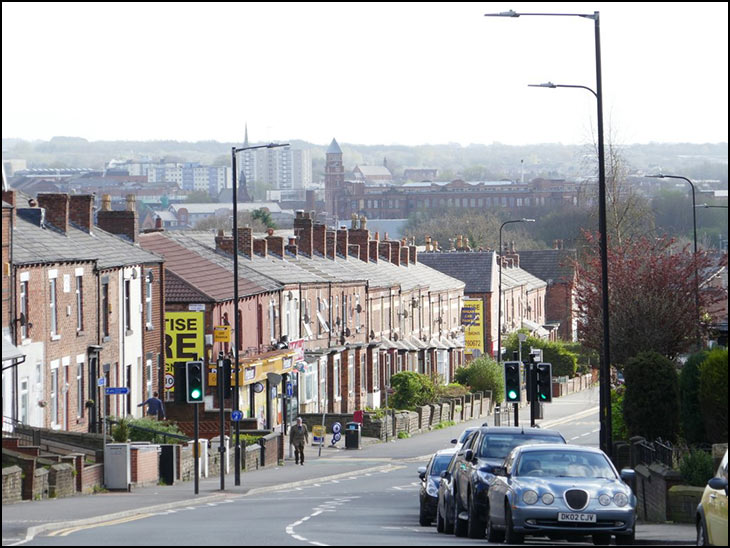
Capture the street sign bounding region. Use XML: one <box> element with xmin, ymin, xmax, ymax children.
<box><xmin>286</xmin><ymin>382</ymin><xmax>293</xmax><ymax>397</ymax></box>
<box><xmin>231</xmin><ymin>410</ymin><xmax>243</xmax><ymax>422</ymax></box>
<box><xmin>164</xmin><ymin>373</ymin><xmax>175</xmax><ymax>389</ymax></box>
<box><xmin>213</xmin><ymin>325</ymin><xmax>231</xmax><ymax>343</ymax></box>
<box><xmin>105</xmin><ymin>387</ymin><xmax>129</xmax><ymax>395</ymax></box>
<box><xmin>332</xmin><ymin>422</ymin><xmax>342</xmax><ymax>434</ymax></box>
<box><xmin>97</xmin><ymin>377</ymin><xmax>106</xmax><ymax>387</ymax></box>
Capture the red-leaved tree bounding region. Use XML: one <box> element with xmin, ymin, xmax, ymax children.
<box><xmin>575</xmin><ymin>232</ymin><xmax>724</xmax><ymax>366</ymax></box>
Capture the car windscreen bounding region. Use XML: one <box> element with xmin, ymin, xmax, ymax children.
<box><xmin>479</xmin><ymin>434</ymin><xmax>564</xmax><ymax>459</ymax></box>
<box><xmin>430</xmin><ymin>455</ymin><xmax>453</xmax><ymax>476</ymax></box>
<box><xmin>458</xmin><ymin>428</ymin><xmax>475</xmax><ymax>444</ymax></box>
<box><xmin>516</xmin><ymin>450</ymin><xmax>617</xmax><ymax>479</ymax></box>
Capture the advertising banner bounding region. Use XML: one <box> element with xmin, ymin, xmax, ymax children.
<box><xmin>165</xmin><ymin>312</ymin><xmax>205</xmax><ymax>397</ymax></box>
<box><xmin>462</xmin><ymin>299</ymin><xmax>484</xmax><ymax>353</ymax></box>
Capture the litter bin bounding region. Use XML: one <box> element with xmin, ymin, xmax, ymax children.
<box><xmin>345</xmin><ymin>422</ymin><xmax>361</xmax><ymax>450</ymax></box>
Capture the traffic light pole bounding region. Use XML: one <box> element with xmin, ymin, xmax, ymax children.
<box><xmin>530</xmin><ymin>361</ymin><xmax>537</xmax><ymax>428</ymax></box>
<box><xmin>218</xmin><ymin>355</ymin><xmax>225</xmax><ymax>491</ymax></box>
<box><xmin>193</xmin><ymin>403</ymin><xmax>199</xmax><ymax>495</ymax></box>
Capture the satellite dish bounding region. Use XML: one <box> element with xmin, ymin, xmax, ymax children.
<box><xmin>267</xmin><ymin>372</ymin><xmax>282</xmax><ymax>385</ymax></box>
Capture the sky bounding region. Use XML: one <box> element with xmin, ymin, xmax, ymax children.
<box><xmin>2</xmin><ymin>2</ymin><xmax>728</xmax><ymax>147</ymax></box>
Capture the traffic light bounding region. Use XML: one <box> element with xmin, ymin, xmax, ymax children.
<box><xmin>186</xmin><ymin>361</ymin><xmax>205</xmax><ymax>403</ymax></box>
<box><xmin>504</xmin><ymin>361</ymin><xmax>521</xmax><ymax>403</ymax></box>
<box><xmin>222</xmin><ymin>358</ymin><xmax>232</xmax><ymax>399</ymax></box>
<box><xmin>536</xmin><ymin>362</ymin><xmax>553</xmax><ymax>403</ymax></box>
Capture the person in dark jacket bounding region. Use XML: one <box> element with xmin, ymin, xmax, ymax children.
<box><xmin>138</xmin><ymin>391</ymin><xmax>165</xmax><ymax>420</ymax></box>
<box><xmin>290</xmin><ymin>417</ymin><xmax>309</xmax><ymax>465</ymax></box>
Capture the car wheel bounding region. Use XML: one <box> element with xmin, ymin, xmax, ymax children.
<box><xmin>696</xmin><ymin>517</ymin><xmax>709</xmax><ymax>546</ymax></box>
<box><xmin>504</xmin><ymin>503</ymin><xmax>524</xmax><ymax>545</ymax></box>
<box><xmin>419</xmin><ymin>501</ymin><xmax>431</xmax><ymax>527</ymax></box>
<box><xmin>436</xmin><ymin>505</ymin><xmax>445</xmax><ymax>533</ymax></box>
<box><xmin>592</xmin><ymin>533</ymin><xmax>611</xmax><ymax>545</ymax></box>
<box><xmin>486</xmin><ymin>507</ymin><xmax>505</xmax><ymax>543</ymax></box>
<box><xmin>615</xmin><ymin>530</ymin><xmax>635</xmax><ymax>545</ymax></box>
<box><xmin>467</xmin><ymin>492</ymin><xmax>485</xmax><ymax>539</ymax></box>
<box><xmin>453</xmin><ymin>491</ymin><xmax>468</xmax><ymax>537</ymax></box>
<box><xmin>444</xmin><ymin>500</ymin><xmax>454</xmax><ymax>534</ymax></box>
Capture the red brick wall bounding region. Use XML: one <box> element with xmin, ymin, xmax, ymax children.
<box><xmin>545</xmin><ymin>281</ymin><xmax>574</xmax><ymax>340</ymax></box>
<box><xmin>131</xmin><ymin>445</ymin><xmax>160</xmax><ymax>486</ymax></box>
<box><xmin>2</xmin><ymin>205</ymin><xmax>11</xmax><ymax>333</ymax></box>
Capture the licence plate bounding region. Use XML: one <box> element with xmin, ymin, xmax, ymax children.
<box><xmin>558</xmin><ymin>512</ymin><xmax>597</xmax><ymax>523</ymax></box>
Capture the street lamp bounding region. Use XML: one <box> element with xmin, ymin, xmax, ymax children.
<box><xmin>645</xmin><ymin>174</ymin><xmax>702</xmax><ymax>348</ymax></box>
<box><xmin>486</xmin><ymin>9</ymin><xmax>613</xmax><ymax>460</ymax></box>
<box><xmin>498</xmin><ymin>219</ymin><xmax>536</xmax><ymax>364</ymax></box>
<box><xmin>231</xmin><ymin>141</ymin><xmax>288</xmax><ymax>485</ymax></box>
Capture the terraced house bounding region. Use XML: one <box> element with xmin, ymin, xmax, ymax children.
<box><xmin>2</xmin><ymin>190</ymin><xmax>164</xmax><ymax>433</ymax></box>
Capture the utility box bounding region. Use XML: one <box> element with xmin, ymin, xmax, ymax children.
<box><xmin>345</xmin><ymin>422</ymin><xmax>361</xmax><ymax>450</ymax></box>
<box><xmin>104</xmin><ymin>443</ymin><xmax>131</xmax><ymax>491</ymax></box>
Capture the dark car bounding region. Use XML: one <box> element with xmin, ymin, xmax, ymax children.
<box><xmin>418</xmin><ymin>448</ymin><xmax>457</xmax><ymax>526</ymax></box>
<box><xmin>442</xmin><ymin>426</ymin><xmax>566</xmax><ymax>538</ymax></box>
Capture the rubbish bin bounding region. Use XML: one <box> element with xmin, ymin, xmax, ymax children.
<box><xmin>345</xmin><ymin>422</ymin><xmax>361</xmax><ymax>450</ymax></box>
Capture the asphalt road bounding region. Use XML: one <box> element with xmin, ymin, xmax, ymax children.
<box><xmin>20</xmin><ymin>387</ymin><xmax>691</xmax><ymax>546</ymax></box>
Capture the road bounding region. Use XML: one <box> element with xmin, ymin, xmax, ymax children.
<box><xmin>19</xmin><ymin>387</ymin><xmax>692</xmax><ymax>546</ymax></box>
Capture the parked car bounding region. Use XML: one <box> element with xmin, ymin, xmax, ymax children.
<box><xmin>450</xmin><ymin>427</ymin><xmax>478</xmax><ymax>451</ymax></box>
<box><xmin>696</xmin><ymin>449</ymin><xmax>728</xmax><ymax>546</ymax></box>
<box><xmin>440</xmin><ymin>426</ymin><xmax>566</xmax><ymax>538</ymax></box>
<box><xmin>485</xmin><ymin>444</ymin><xmax>637</xmax><ymax>545</ymax></box>
<box><xmin>418</xmin><ymin>448</ymin><xmax>457</xmax><ymax>526</ymax></box>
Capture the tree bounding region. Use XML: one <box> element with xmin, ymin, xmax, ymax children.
<box><xmin>453</xmin><ymin>356</ymin><xmax>504</xmax><ymax>403</ymax></box>
<box><xmin>390</xmin><ymin>372</ymin><xmax>435</xmax><ymax>410</ymax></box>
<box><xmin>193</xmin><ymin>211</ymin><xmax>268</xmax><ymax>232</ymax></box>
<box><xmin>622</xmin><ymin>351</ymin><xmax>680</xmax><ymax>442</ymax></box>
<box><xmin>679</xmin><ymin>350</ymin><xmax>709</xmax><ymax>445</ymax></box>
<box><xmin>184</xmin><ymin>190</ymin><xmax>215</xmax><ymax>203</ymax></box>
<box><xmin>574</xmin><ymin>232</ymin><xmax>724</xmax><ymax>366</ymax></box>
<box><xmin>698</xmin><ymin>347</ymin><xmax>728</xmax><ymax>443</ymax></box>
<box><xmin>251</xmin><ymin>208</ymin><xmax>276</xmax><ymax>230</ymax></box>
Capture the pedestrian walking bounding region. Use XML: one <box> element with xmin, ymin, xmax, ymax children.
<box><xmin>138</xmin><ymin>391</ymin><xmax>165</xmax><ymax>420</ymax></box>
<box><xmin>290</xmin><ymin>417</ymin><xmax>309</xmax><ymax>465</ymax></box>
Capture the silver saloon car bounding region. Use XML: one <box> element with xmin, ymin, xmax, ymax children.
<box><xmin>485</xmin><ymin>444</ymin><xmax>637</xmax><ymax>545</ymax></box>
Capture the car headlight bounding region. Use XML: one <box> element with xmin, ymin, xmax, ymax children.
<box><xmin>613</xmin><ymin>492</ymin><xmax>629</xmax><ymax>507</ymax></box>
<box><xmin>522</xmin><ymin>490</ymin><xmax>539</xmax><ymax>505</ymax></box>
<box><xmin>427</xmin><ymin>482</ymin><xmax>439</xmax><ymax>497</ymax></box>
<box><xmin>541</xmin><ymin>493</ymin><xmax>554</xmax><ymax>505</ymax></box>
<box><xmin>598</xmin><ymin>494</ymin><xmax>611</xmax><ymax>506</ymax></box>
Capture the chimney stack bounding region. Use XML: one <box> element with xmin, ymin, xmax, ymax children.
<box><xmin>348</xmin><ymin>215</ymin><xmax>370</xmax><ymax>263</ymax></box>
<box><xmin>294</xmin><ymin>210</ymin><xmax>313</xmax><ymax>256</ymax></box>
<box><xmin>237</xmin><ymin>226</ymin><xmax>253</xmax><ymax>257</ymax></box>
<box><xmin>409</xmin><ymin>244</ymin><xmax>417</xmax><ymax>265</ymax></box>
<box><xmin>37</xmin><ymin>193</ymin><xmax>70</xmax><ymax>234</ymax></box>
<box><xmin>215</xmin><ymin>229</ymin><xmax>234</xmax><ymax>255</ymax></box>
<box><xmin>312</xmin><ymin>222</ymin><xmax>327</xmax><ymax>257</ymax></box>
<box><xmin>266</xmin><ymin>234</ymin><xmax>285</xmax><ymax>257</ymax></box>
<box><xmin>69</xmin><ymin>194</ymin><xmax>95</xmax><ymax>232</ymax></box>
<box><xmin>253</xmin><ymin>237</ymin><xmax>268</xmax><ymax>257</ymax></box>
<box><xmin>337</xmin><ymin>226</ymin><xmax>349</xmax><ymax>259</ymax></box>
<box><xmin>387</xmin><ymin>240</ymin><xmax>401</xmax><ymax>266</ymax></box>
<box><xmin>326</xmin><ymin>230</ymin><xmax>336</xmax><ymax>260</ymax></box>
<box><xmin>285</xmin><ymin>236</ymin><xmax>298</xmax><ymax>257</ymax></box>
<box><xmin>96</xmin><ymin>193</ymin><xmax>139</xmax><ymax>242</ymax></box>
<box><xmin>2</xmin><ymin>189</ymin><xmax>16</xmax><ymax>227</ymax></box>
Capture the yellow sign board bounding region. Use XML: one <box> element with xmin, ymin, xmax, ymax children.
<box><xmin>462</xmin><ymin>300</ymin><xmax>484</xmax><ymax>353</ymax></box>
<box><xmin>164</xmin><ymin>312</ymin><xmax>205</xmax><ymax>395</ymax></box>
<box><xmin>213</xmin><ymin>325</ymin><xmax>231</xmax><ymax>343</ymax></box>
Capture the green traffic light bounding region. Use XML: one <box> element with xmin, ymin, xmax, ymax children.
<box><xmin>191</xmin><ymin>389</ymin><xmax>201</xmax><ymax>399</ymax></box>
<box><xmin>508</xmin><ymin>390</ymin><xmax>518</xmax><ymax>400</ymax></box>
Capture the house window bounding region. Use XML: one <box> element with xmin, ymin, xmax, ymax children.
<box><xmin>145</xmin><ymin>275</ymin><xmax>153</xmax><ymax>328</ymax></box>
<box><xmin>50</xmin><ymin>364</ymin><xmax>59</xmax><ymax>427</ymax></box>
<box><xmin>124</xmin><ymin>279</ymin><xmax>132</xmax><ymax>332</ymax></box>
<box><xmin>348</xmin><ymin>355</ymin><xmax>354</xmax><ymax>395</ymax></box>
<box><xmin>49</xmin><ymin>278</ymin><xmax>58</xmax><ymax>337</ymax></box>
<box><xmin>76</xmin><ymin>359</ymin><xmax>84</xmax><ymax>419</ymax></box>
<box><xmin>372</xmin><ymin>352</ymin><xmax>379</xmax><ymax>391</ymax></box>
<box><xmin>20</xmin><ymin>280</ymin><xmax>29</xmax><ymax>339</ymax></box>
<box><xmin>333</xmin><ymin>356</ymin><xmax>341</xmax><ymax>399</ymax></box>
<box><xmin>269</xmin><ymin>300</ymin><xmax>276</xmax><ymax>342</ymax></box>
<box><xmin>101</xmin><ymin>281</ymin><xmax>110</xmax><ymax>338</ymax></box>
<box><xmin>360</xmin><ymin>352</ymin><xmax>366</xmax><ymax>392</ymax></box>
<box><xmin>76</xmin><ymin>275</ymin><xmax>84</xmax><ymax>332</ymax></box>
<box><xmin>146</xmin><ymin>359</ymin><xmax>153</xmax><ymax>399</ymax></box>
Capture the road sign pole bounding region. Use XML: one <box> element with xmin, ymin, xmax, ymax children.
<box><xmin>218</xmin><ymin>355</ymin><xmax>225</xmax><ymax>491</ymax></box>
<box><xmin>194</xmin><ymin>403</ymin><xmax>199</xmax><ymax>495</ymax></box>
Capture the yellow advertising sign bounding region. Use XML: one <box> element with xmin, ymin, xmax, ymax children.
<box><xmin>462</xmin><ymin>300</ymin><xmax>484</xmax><ymax>352</ymax></box>
<box><xmin>164</xmin><ymin>312</ymin><xmax>205</xmax><ymax>395</ymax></box>
<box><xmin>213</xmin><ymin>325</ymin><xmax>231</xmax><ymax>343</ymax></box>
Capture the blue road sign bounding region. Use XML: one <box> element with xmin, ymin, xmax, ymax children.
<box><xmin>231</xmin><ymin>410</ymin><xmax>243</xmax><ymax>422</ymax></box>
<box><xmin>286</xmin><ymin>382</ymin><xmax>293</xmax><ymax>397</ymax></box>
<box><xmin>105</xmin><ymin>387</ymin><xmax>129</xmax><ymax>395</ymax></box>
<box><xmin>332</xmin><ymin>422</ymin><xmax>342</xmax><ymax>434</ymax></box>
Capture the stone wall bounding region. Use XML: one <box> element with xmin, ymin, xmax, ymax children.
<box><xmin>668</xmin><ymin>485</ymin><xmax>705</xmax><ymax>523</ymax></box>
<box><xmin>635</xmin><ymin>463</ymin><xmax>683</xmax><ymax>522</ymax></box>
<box><xmin>33</xmin><ymin>467</ymin><xmax>49</xmax><ymax>500</ymax></box>
<box><xmin>48</xmin><ymin>463</ymin><xmax>75</xmax><ymax>498</ymax></box>
<box><xmin>2</xmin><ymin>466</ymin><xmax>23</xmax><ymax>504</ymax></box>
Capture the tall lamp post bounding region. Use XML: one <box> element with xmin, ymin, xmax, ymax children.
<box><xmin>646</xmin><ymin>174</ymin><xmax>701</xmax><ymax>348</ymax></box>
<box><xmin>498</xmin><ymin>219</ymin><xmax>536</xmax><ymax>364</ymax></box>
<box><xmin>486</xmin><ymin>9</ymin><xmax>613</xmax><ymax>458</ymax></box>
<box><xmin>231</xmin><ymin>142</ymin><xmax>288</xmax><ymax>485</ymax></box>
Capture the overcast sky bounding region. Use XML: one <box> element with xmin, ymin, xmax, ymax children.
<box><xmin>2</xmin><ymin>2</ymin><xmax>728</xmax><ymax>147</ymax></box>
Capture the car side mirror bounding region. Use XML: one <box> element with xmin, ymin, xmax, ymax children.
<box><xmin>418</xmin><ymin>466</ymin><xmax>427</xmax><ymax>480</ymax></box>
<box><xmin>708</xmin><ymin>476</ymin><xmax>728</xmax><ymax>496</ymax></box>
<box><xmin>450</xmin><ymin>438</ymin><xmax>457</xmax><ymax>444</ymax></box>
<box><xmin>440</xmin><ymin>470</ymin><xmax>450</xmax><ymax>479</ymax></box>
<box><xmin>480</xmin><ymin>464</ymin><xmax>495</xmax><ymax>475</ymax></box>
<box><xmin>465</xmin><ymin>449</ymin><xmax>474</xmax><ymax>462</ymax></box>
<box><xmin>620</xmin><ymin>469</ymin><xmax>636</xmax><ymax>483</ymax></box>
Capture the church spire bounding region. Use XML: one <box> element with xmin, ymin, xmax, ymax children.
<box><xmin>244</xmin><ymin>123</ymin><xmax>249</xmax><ymax>147</ymax></box>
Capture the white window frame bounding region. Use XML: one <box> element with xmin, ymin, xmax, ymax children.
<box><xmin>75</xmin><ymin>273</ymin><xmax>84</xmax><ymax>332</ymax></box>
<box><xmin>49</xmin><ymin>276</ymin><xmax>59</xmax><ymax>339</ymax></box>
<box><xmin>333</xmin><ymin>355</ymin><xmax>341</xmax><ymax>401</ymax></box>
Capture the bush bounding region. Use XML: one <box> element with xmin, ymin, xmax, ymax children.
<box><xmin>435</xmin><ymin>382</ymin><xmax>470</xmax><ymax>399</ymax></box>
<box><xmin>699</xmin><ymin>348</ymin><xmax>728</xmax><ymax>443</ymax></box>
<box><xmin>622</xmin><ymin>351</ymin><xmax>680</xmax><ymax>442</ymax></box>
<box><xmin>611</xmin><ymin>387</ymin><xmax>629</xmax><ymax>441</ymax></box>
<box><xmin>453</xmin><ymin>356</ymin><xmax>503</xmax><ymax>403</ymax></box>
<box><xmin>679</xmin><ymin>350</ymin><xmax>709</xmax><ymax>445</ymax></box>
<box><xmin>111</xmin><ymin>417</ymin><xmax>130</xmax><ymax>442</ymax></box>
<box><xmin>503</xmin><ymin>333</ymin><xmax>578</xmax><ymax>377</ymax></box>
<box><xmin>125</xmin><ymin>417</ymin><xmax>187</xmax><ymax>444</ymax></box>
<box><xmin>390</xmin><ymin>371</ymin><xmax>435</xmax><ymax>410</ymax></box>
<box><xmin>679</xmin><ymin>449</ymin><xmax>715</xmax><ymax>487</ymax></box>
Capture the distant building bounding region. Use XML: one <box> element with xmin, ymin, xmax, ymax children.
<box><xmin>403</xmin><ymin>168</ymin><xmax>438</xmax><ymax>182</ymax></box>
<box><xmin>353</xmin><ymin>164</ymin><xmax>392</xmax><ymax>183</ymax></box>
<box><xmin>238</xmin><ymin>126</ymin><xmax>312</xmax><ymax>190</ymax></box>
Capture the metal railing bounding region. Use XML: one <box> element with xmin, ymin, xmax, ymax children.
<box><xmin>105</xmin><ymin>417</ymin><xmax>190</xmax><ymax>444</ymax></box>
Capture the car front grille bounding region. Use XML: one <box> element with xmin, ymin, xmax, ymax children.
<box><xmin>564</xmin><ymin>489</ymin><xmax>589</xmax><ymax>510</ymax></box>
